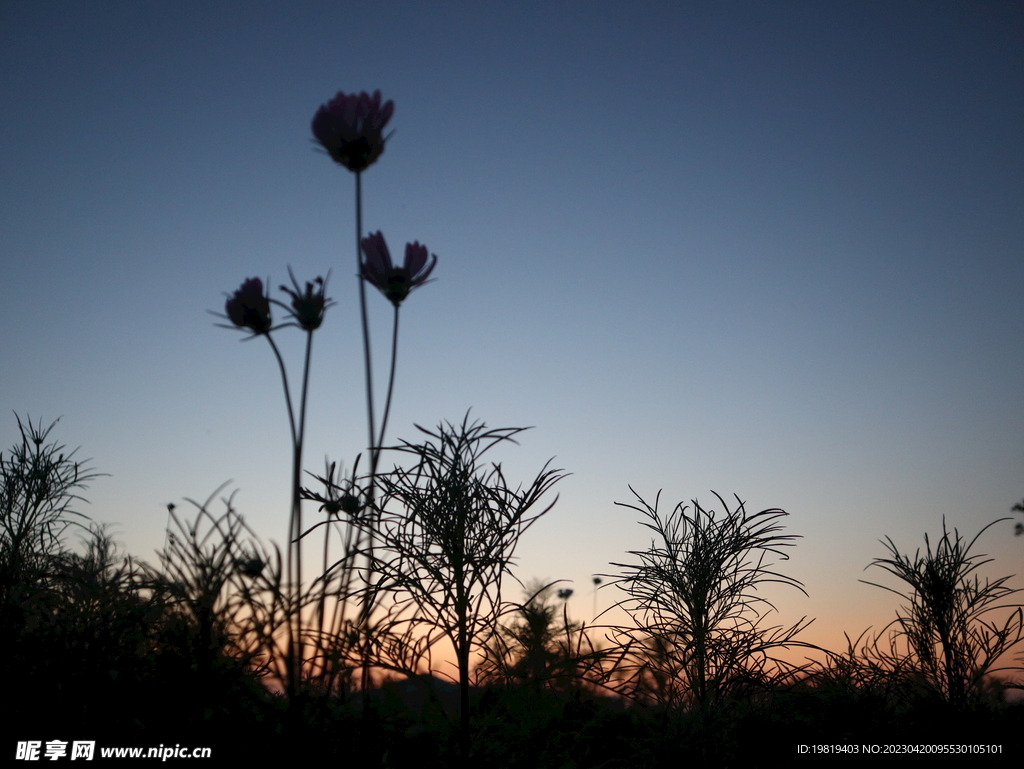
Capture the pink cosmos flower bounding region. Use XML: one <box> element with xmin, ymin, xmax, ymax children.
<box><xmin>360</xmin><ymin>231</ymin><xmax>437</xmax><ymax>307</ymax></box>
<box><xmin>225</xmin><ymin>278</ymin><xmax>272</xmax><ymax>334</ymax></box>
<box><xmin>311</xmin><ymin>90</ymin><xmax>394</xmax><ymax>172</ymax></box>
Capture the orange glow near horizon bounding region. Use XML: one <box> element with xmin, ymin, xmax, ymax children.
<box><xmin>233</xmin><ymin>589</ymin><xmax>1023</xmax><ymax>705</ymax></box>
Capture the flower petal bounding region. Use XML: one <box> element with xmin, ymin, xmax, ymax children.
<box><xmin>360</xmin><ymin>231</ymin><xmax>392</xmax><ymax>286</ymax></box>
<box><xmin>404</xmin><ymin>241</ymin><xmax>429</xmax><ymax>277</ymax></box>
<box><xmin>414</xmin><ymin>252</ymin><xmax>438</xmax><ymax>284</ymax></box>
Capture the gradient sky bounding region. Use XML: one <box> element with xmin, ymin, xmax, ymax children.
<box><xmin>2</xmin><ymin>0</ymin><xmax>1023</xmax><ymax>659</ymax></box>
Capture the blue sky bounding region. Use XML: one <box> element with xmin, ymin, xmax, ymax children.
<box><xmin>2</xmin><ymin>0</ymin><xmax>1023</xmax><ymax>653</ymax></box>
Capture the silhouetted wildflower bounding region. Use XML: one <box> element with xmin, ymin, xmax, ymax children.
<box><xmin>322</xmin><ymin>493</ymin><xmax>362</xmax><ymax>517</ymax></box>
<box><xmin>225</xmin><ymin>278</ymin><xmax>272</xmax><ymax>334</ymax></box>
<box><xmin>238</xmin><ymin>557</ymin><xmax>265</xmax><ymax>577</ymax></box>
<box><xmin>311</xmin><ymin>90</ymin><xmax>394</xmax><ymax>172</ymax></box>
<box><xmin>278</xmin><ymin>269</ymin><xmax>333</xmax><ymax>331</ymax></box>
<box><xmin>360</xmin><ymin>231</ymin><xmax>437</xmax><ymax>307</ymax></box>
<box><xmin>557</xmin><ymin>588</ymin><xmax>573</xmax><ymax>600</ymax></box>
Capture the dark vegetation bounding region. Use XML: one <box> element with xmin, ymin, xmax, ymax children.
<box><xmin>4</xmin><ymin>415</ymin><xmax>1023</xmax><ymax>765</ymax></box>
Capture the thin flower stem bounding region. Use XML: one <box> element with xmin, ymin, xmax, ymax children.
<box><xmin>354</xmin><ymin>304</ymin><xmax>401</xmax><ymax>694</ymax></box>
<box><xmin>354</xmin><ymin>169</ymin><xmax>377</xmax><ymax>698</ymax></box>
<box><xmin>318</xmin><ymin>509</ymin><xmax>332</xmax><ymax>644</ymax></box>
<box><xmin>375</xmin><ymin>304</ymin><xmax>400</xmax><ymax>473</ymax></box>
<box><xmin>291</xmin><ymin>329</ymin><xmax>315</xmax><ymax>685</ymax></box>
<box><xmin>355</xmin><ymin>171</ymin><xmax>377</xmax><ymax>481</ymax></box>
<box><xmin>265</xmin><ymin>334</ymin><xmax>298</xmax><ymax>448</ymax></box>
<box><xmin>264</xmin><ymin>331</ymin><xmax>302</xmax><ymax>699</ymax></box>
<box><xmin>329</xmin><ymin>515</ymin><xmax>357</xmax><ymax>650</ymax></box>
<box><xmin>268</xmin><ymin>325</ymin><xmax>316</xmax><ymax>697</ymax></box>
<box><xmin>295</xmin><ymin>329</ymin><xmax>314</xmax><ymax>551</ymax></box>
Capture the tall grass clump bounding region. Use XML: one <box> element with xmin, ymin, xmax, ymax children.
<box><xmin>808</xmin><ymin>626</ymin><xmax>923</xmax><ymax>712</ymax></box>
<box><xmin>607</xmin><ymin>488</ymin><xmax>810</xmax><ymax>715</ymax></box>
<box><xmin>862</xmin><ymin>518</ymin><xmax>1024</xmax><ymax>709</ymax></box>
<box><xmin>1</xmin><ymin>415</ymin><xmax>101</xmax><ymax>606</ymax></box>
<box><xmin>479</xmin><ymin>581</ymin><xmax>594</xmax><ymax>693</ymax></box>
<box><xmin>154</xmin><ymin>489</ymin><xmax>286</xmax><ymax>689</ymax></box>
<box><xmin>368</xmin><ymin>414</ymin><xmax>565</xmax><ymax>755</ymax></box>
<box><xmin>1</xmin><ymin>414</ymin><xmax>106</xmax><ymax>716</ymax></box>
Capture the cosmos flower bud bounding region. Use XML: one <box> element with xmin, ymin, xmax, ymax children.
<box><xmin>322</xmin><ymin>494</ymin><xmax>361</xmax><ymax>517</ymax></box>
<box><xmin>279</xmin><ymin>270</ymin><xmax>332</xmax><ymax>331</ymax></box>
<box><xmin>225</xmin><ymin>278</ymin><xmax>272</xmax><ymax>334</ymax></box>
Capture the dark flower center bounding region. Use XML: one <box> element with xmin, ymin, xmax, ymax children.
<box><xmin>334</xmin><ymin>137</ymin><xmax>376</xmax><ymax>172</ymax></box>
<box><xmin>385</xmin><ymin>271</ymin><xmax>410</xmax><ymax>303</ymax></box>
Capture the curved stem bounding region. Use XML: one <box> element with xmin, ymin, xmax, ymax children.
<box><xmin>264</xmin><ymin>331</ymin><xmax>301</xmax><ymax>699</ymax></box>
<box><xmin>265</xmin><ymin>334</ymin><xmax>298</xmax><ymax>447</ymax></box>
<box><xmin>374</xmin><ymin>304</ymin><xmax>400</xmax><ymax>473</ymax></box>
